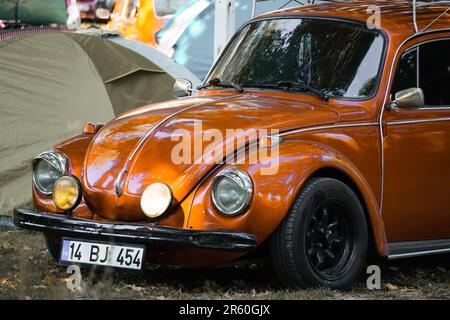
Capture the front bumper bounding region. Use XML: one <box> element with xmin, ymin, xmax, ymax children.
<box><xmin>13</xmin><ymin>205</ymin><xmax>257</xmax><ymax>251</ymax></box>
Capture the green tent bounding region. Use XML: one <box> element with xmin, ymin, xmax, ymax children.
<box><xmin>0</xmin><ymin>0</ymin><xmax>68</xmax><ymax>25</ymax></box>
<box><xmin>0</xmin><ymin>32</ymin><xmax>177</xmax><ymax>215</ymax></box>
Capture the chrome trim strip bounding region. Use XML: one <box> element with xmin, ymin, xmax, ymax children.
<box><xmin>114</xmin><ymin>94</ymin><xmax>244</xmax><ymax>197</ymax></box>
<box><xmin>420</xmin><ymin>106</ymin><xmax>450</xmax><ymax>110</ymax></box>
<box><xmin>389</xmin><ymin>247</ymin><xmax>450</xmax><ymax>260</ymax></box>
<box><xmin>388</xmin><ymin>238</ymin><xmax>450</xmax><ymax>259</ymax></box>
<box><xmin>386</xmin><ymin>117</ymin><xmax>450</xmax><ymax>126</ymax></box>
<box><xmin>127</xmin><ymin>95</ymin><xmax>242</xmax><ymax>162</ymax></box>
<box><xmin>277</xmin><ymin>122</ymin><xmax>378</xmax><ymax>137</ymax></box>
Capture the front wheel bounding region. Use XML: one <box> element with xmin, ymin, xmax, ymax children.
<box><xmin>270</xmin><ymin>178</ymin><xmax>368</xmax><ymax>289</ymax></box>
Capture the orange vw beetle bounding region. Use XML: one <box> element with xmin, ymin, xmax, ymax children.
<box><xmin>14</xmin><ymin>0</ymin><xmax>450</xmax><ymax>289</ymax></box>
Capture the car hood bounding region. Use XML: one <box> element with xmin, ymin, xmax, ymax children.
<box><xmin>82</xmin><ymin>93</ymin><xmax>338</xmax><ymax>220</ymax></box>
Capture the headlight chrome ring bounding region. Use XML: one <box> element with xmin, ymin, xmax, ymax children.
<box><xmin>211</xmin><ymin>167</ymin><xmax>253</xmax><ymax>216</ymax></box>
<box><xmin>32</xmin><ymin>150</ymin><xmax>67</xmax><ymax>195</ymax></box>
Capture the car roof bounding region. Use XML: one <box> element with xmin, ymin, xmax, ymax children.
<box><xmin>260</xmin><ymin>0</ymin><xmax>450</xmax><ymax>41</ymax></box>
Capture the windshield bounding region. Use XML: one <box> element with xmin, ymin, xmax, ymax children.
<box><xmin>207</xmin><ymin>18</ymin><xmax>385</xmax><ymax>99</ymax></box>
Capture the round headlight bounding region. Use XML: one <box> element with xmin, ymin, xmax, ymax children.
<box><xmin>140</xmin><ymin>182</ymin><xmax>172</xmax><ymax>219</ymax></box>
<box><xmin>32</xmin><ymin>151</ymin><xmax>66</xmax><ymax>195</ymax></box>
<box><xmin>53</xmin><ymin>176</ymin><xmax>82</xmax><ymax>211</ymax></box>
<box><xmin>211</xmin><ymin>168</ymin><xmax>253</xmax><ymax>216</ymax></box>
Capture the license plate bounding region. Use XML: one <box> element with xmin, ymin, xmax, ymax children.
<box><xmin>60</xmin><ymin>239</ymin><xmax>145</xmax><ymax>270</ymax></box>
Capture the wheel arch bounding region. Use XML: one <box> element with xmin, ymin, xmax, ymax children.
<box><xmin>253</xmin><ymin>140</ymin><xmax>388</xmax><ymax>257</ymax></box>
<box><xmin>308</xmin><ymin>167</ymin><xmax>386</xmax><ymax>257</ymax></box>
<box><xmin>187</xmin><ymin>140</ymin><xmax>389</xmax><ymax>257</ymax></box>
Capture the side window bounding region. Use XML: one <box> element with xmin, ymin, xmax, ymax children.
<box><xmin>419</xmin><ymin>40</ymin><xmax>450</xmax><ymax>106</ymax></box>
<box><xmin>391</xmin><ymin>39</ymin><xmax>450</xmax><ymax>107</ymax></box>
<box><xmin>391</xmin><ymin>48</ymin><xmax>417</xmax><ymax>98</ymax></box>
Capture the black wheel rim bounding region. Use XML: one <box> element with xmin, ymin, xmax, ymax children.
<box><xmin>305</xmin><ymin>201</ymin><xmax>356</xmax><ymax>281</ymax></box>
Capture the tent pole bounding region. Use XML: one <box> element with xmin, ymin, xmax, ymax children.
<box><xmin>252</xmin><ymin>0</ymin><xmax>256</xmax><ymax>18</ymax></box>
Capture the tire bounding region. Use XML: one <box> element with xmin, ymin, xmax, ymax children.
<box><xmin>44</xmin><ymin>235</ymin><xmax>61</xmax><ymax>262</ymax></box>
<box><xmin>270</xmin><ymin>177</ymin><xmax>368</xmax><ymax>290</ymax></box>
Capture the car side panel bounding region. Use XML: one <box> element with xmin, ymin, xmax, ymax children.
<box><xmin>383</xmin><ymin>109</ymin><xmax>450</xmax><ymax>241</ymax></box>
<box><xmin>187</xmin><ymin>125</ymin><xmax>387</xmax><ymax>256</ymax></box>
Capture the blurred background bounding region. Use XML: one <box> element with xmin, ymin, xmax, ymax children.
<box><xmin>0</xmin><ymin>0</ymin><xmax>320</xmax><ymax>80</ymax></box>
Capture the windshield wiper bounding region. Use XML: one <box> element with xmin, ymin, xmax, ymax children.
<box><xmin>242</xmin><ymin>81</ymin><xmax>329</xmax><ymax>102</ymax></box>
<box><xmin>198</xmin><ymin>78</ymin><xmax>244</xmax><ymax>93</ymax></box>
<box><xmin>276</xmin><ymin>81</ymin><xmax>329</xmax><ymax>101</ymax></box>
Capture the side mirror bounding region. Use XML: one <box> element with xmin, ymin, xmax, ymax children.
<box><xmin>95</xmin><ymin>8</ymin><xmax>111</xmax><ymax>20</ymax></box>
<box><xmin>390</xmin><ymin>87</ymin><xmax>425</xmax><ymax>110</ymax></box>
<box><xmin>173</xmin><ymin>79</ymin><xmax>193</xmax><ymax>98</ymax></box>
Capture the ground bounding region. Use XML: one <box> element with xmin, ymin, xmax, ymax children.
<box><xmin>0</xmin><ymin>230</ymin><xmax>449</xmax><ymax>300</ymax></box>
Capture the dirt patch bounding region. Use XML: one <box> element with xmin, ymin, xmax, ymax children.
<box><xmin>0</xmin><ymin>230</ymin><xmax>449</xmax><ymax>300</ymax></box>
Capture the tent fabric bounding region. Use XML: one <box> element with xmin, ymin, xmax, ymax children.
<box><xmin>68</xmin><ymin>33</ymin><xmax>165</xmax><ymax>83</ymax></box>
<box><xmin>104</xmin><ymin>70</ymin><xmax>173</xmax><ymax>115</ymax></box>
<box><xmin>66</xmin><ymin>32</ymin><xmax>177</xmax><ymax>114</ymax></box>
<box><xmin>0</xmin><ymin>32</ymin><xmax>113</xmax><ymax>215</ymax></box>
<box><xmin>107</xmin><ymin>36</ymin><xmax>201</xmax><ymax>114</ymax></box>
<box><xmin>0</xmin><ymin>31</ymin><xmax>183</xmax><ymax>215</ymax></box>
<box><xmin>109</xmin><ymin>37</ymin><xmax>201</xmax><ymax>88</ymax></box>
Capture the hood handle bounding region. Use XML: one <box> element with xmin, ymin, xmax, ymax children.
<box><xmin>114</xmin><ymin>166</ymin><xmax>128</xmax><ymax>197</ymax></box>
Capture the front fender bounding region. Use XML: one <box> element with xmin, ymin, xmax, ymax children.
<box><xmin>54</xmin><ymin>133</ymin><xmax>96</xmax><ymax>177</ymax></box>
<box><xmin>186</xmin><ymin>140</ymin><xmax>387</xmax><ymax>256</ymax></box>
<box><xmin>32</xmin><ymin>133</ymin><xmax>95</xmax><ymax>217</ymax></box>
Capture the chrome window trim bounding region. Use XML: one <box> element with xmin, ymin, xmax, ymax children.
<box><xmin>417</xmin><ymin>45</ymin><xmax>420</xmax><ymax>88</ymax></box>
<box><xmin>391</xmin><ymin>37</ymin><xmax>450</xmax><ymax>110</ymax></box>
<box><xmin>204</xmin><ymin>14</ymin><xmax>389</xmax><ymax>102</ymax></box>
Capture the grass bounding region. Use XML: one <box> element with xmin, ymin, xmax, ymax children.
<box><xmin>0</xmin><ymin>230</ymin><xmax>449</xmax><ymax>300</ymax></box>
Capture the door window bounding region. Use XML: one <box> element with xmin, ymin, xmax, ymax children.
<box><xmin>391</xmin><ymin>39</ymin><xmax>450</xmax><ymax>106</ymax></box>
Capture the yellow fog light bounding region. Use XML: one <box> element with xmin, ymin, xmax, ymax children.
<box><xmin>52</xmin><ymin>176</ymin><xmax>82</xmax><ymax>211</ymax></box>
<box><xmin>140</xmin><ymin>182</ymin><xmax>172</xmax><ymax>219</ymax></box>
